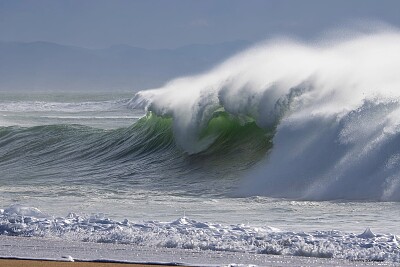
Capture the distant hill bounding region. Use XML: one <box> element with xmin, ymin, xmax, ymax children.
<box><xmin>0</xmin><ymin>41</ymin><xmax>250</xmax><ymax>91</ymax></box>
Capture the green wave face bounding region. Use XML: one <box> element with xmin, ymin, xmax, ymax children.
<box><xmin>0</xmin><ymin>112</ymin><xmax>271</xmax><ymax>196</ymax></box>
<box><xmin>197</xmin><ymin>111</ymin><xmax>272</xmax><ymax>158</ymax></box>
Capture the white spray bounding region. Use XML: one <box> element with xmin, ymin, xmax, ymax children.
<box><xmin>133</xmin><ymin>29</ymin><xmax>400</xmax><ymax>200</ymax></box>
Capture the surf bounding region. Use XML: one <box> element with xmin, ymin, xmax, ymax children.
<box><xmin>0</xmin><ymin>109</ymin><xmax>269</xmax><ymax>199</ymax></box>
<box><xmin>131</xmin><ymin>29</ymin><xmax>400</xmax><ymax>201</ymax></box>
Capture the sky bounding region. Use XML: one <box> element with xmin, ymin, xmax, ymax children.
<box><xmin>1</xmin><ymin>0</ymin><xmax>400</xmax><ymax>49</ymax></box>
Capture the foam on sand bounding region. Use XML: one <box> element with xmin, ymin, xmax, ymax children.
<box><xmin>1</xmin><ymin>205</ymin><xmax>399</xmax><ymax>263</ymax></box>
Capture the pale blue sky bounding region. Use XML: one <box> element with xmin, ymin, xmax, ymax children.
<box><xmin>1</xmin><ymin>0</ymin><xmax>400</xmax><ymax>49</ymax></box>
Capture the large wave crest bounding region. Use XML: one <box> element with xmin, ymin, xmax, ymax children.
<box><xmin>131</xmin><ymin>29</ymin><xmax>400</xmax><ymax>201</ymax></box>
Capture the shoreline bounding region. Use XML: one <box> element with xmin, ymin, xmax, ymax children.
<box><xmin>0</xmin><ymin>258</ymin><xmax>184</xmax><ymax>267</ymax></box>
<box><xmin>0</xmin><ymin>236</ymin><xmax>397</xmax><ymax>267</ymax></box>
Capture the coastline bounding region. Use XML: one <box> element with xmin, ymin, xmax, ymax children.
<box><xmin>0</xmin><ymin>236</ymin><xmax>396</xmax><ymax>267</ymax></box>
<box><xmin>0</xmin><ymin>259</ymin><xmax>182</xmax><ymax>267</ymax></box>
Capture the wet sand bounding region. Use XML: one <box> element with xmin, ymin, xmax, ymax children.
<box><xmin>0</xmin><ymin>259</ymin><xmax>183</xmax><ymax>267</ymax></box>
<box><xmin>1</xmin><ymin>236</ymin><xmax>396</xmax><ymax>267</ymax></box>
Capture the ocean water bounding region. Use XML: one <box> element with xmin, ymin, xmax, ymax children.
<box><xmin>1</xmin><ymin>30</ymin><xmax>400</xmax><ymax>263</ymax></box>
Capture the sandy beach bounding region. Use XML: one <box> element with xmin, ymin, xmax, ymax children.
<box><xmin>0</xmin><ymin>259</ymin><xmax>181</xmax><ymax>267</ymax></box>
<box><xmin>1</xmin><ymin>236</ymin><xmax>397</xmax><ymax>267</ymax></box>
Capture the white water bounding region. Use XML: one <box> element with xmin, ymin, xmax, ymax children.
<box><xmin>2</xmin><ymin>29</ymin><xmax>400</xmax><ymax>265</ymax></box>
<box><xmin>133</xmin><ymin>29</ymin><xmax>400</xmax><ymax>201</ymax></box>
<box><xmin>1</xmin><ymin>204</ymin><xmax>399</xmax><ymax>263</ymax></box>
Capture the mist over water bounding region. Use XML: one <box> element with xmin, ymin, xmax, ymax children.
<box><xmin>133</xmin><ymin>29</ymin><xmax>400</xmax><ymax>201</ymax></box>
<box><xmin>3</xmin><ymin>0</ymin><xmax>400</xmax><ymax>262</ymax></box>
<box><xmin>2</xmin><ymin>28</ymin><xmax>400</xmax><ymax>264</ymax></box>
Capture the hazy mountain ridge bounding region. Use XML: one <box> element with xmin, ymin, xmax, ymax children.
<box><xmin>0</xmin><ymin>41</ymin><xmax>250</xmax><ymax>91</ymax></box>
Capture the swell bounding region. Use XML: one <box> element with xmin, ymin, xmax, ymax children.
<box><xmin>0</xmin><ymin>112</ymin><xmax>270</xmax><ymax>195</ymax></box>
<box><xmin>4</xmin><ymin>29</ymin><xmax>400</xmax><ymax>201</ymax></box>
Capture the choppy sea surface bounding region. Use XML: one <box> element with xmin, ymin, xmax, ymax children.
<box><xmin>2</xmin><ymin>30</ymin><xmax>400</xmax><ymax>264</ymax></box>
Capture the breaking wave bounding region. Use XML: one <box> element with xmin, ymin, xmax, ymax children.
<box><xmin>0</xmin><ymin>111</ymin><xmax>268</xmax><ymax>162</ymax></box>
<box><xmin>130</xmin><ymin>29</ymin><xmax>400</xmax><ymax>201</ymax></box>
<box><xmin>2</xmin><ymin>29</ymin><xmax>400</xmax><ymax>201</ymax></box>
<box><xmin>0</xmin><ymin>110</ymin><xmax>269</xmax><ymax>196</ymax></box>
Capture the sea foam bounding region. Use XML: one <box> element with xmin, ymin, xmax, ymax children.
<box><xmin>1</xmin><ymin>205</ymin><xmax>399</xmax><ymax>262</ymax></box>
<box><xmin>131</xmin><ymin>29</ymin><xmax>400</xmax><ymax>201</ymax></box>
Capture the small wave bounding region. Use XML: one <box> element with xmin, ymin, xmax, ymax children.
<box><xmin>39</xmin><ymin>115</ymin><xmax>142</xmax><ymax>119</ymax></box>
<box><xmin>0</xmin><ymin>99</ymin><xmax>130</xmax><ymax>113</ymax></box>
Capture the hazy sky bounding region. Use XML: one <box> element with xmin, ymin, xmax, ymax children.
<box><xmin>1</xmin><ymin>0</ymin><xmax>400</xmax><ymax>49</ymax></box>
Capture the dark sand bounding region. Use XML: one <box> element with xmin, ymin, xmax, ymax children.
<box><xmin>0</xmin><ymin>259</ymin><xmax>184</xmax><ymax>267</ymax></box>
